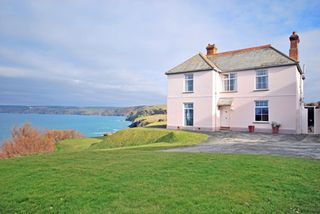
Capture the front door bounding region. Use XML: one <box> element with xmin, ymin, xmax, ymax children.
<box><xmin>220</xmin><ymin>106</ymin><xmax>230</xmax><ymax>127</ymax></box>
<box><xmin>307</xmin><ymin>107</ymin><xmax>315</xmax><ymax>133</ymax></box>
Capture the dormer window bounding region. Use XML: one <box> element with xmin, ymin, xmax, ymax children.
<box><xmin>184</xmin><ymin>74</ymin><xmax>193</xmax><ymax>92</ymax></box>
<box><xmin>222</xmin><ymin>73</ymin><xmax>237</xmax><ymax>92</ymax></box>
<box><xmin>256</xmin><ymin>70</ymin><xmax>268</xmax><ymax>90</ymax></box>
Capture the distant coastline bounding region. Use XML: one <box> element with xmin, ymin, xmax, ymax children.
<box><xmin>0</xmin><ymin>105</ymin><xmax>143</xmax><ymax>117</ymax></box>
<box><xmin>0</xmin><ymin>105</ymin><xmax>167</xmax><ymax>124</ymax></box>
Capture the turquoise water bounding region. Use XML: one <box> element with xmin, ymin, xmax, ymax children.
<box><xmin>0</xmin><ymin>113</ymin><xmax>130</xmax><ymax>145</ymax></box>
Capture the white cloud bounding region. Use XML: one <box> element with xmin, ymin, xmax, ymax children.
<box><xmin>0</xmin><ymin>66</ymin><xmax>25</xmax><ymax>77</ymax></box>
<box><xmin>0</xmin><ymin>0</ymin><xmax>319</xmax><ymax>105</ymax></box>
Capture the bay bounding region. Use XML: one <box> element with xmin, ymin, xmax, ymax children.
<box><xmin>0</xmin><ymin>113</ymin><xmax>130</xmax><ymax>145</ymax></box>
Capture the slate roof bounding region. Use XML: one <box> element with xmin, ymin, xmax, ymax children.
<box><xmin>166</xmin><ymin>53</ymin><xmax>214</xmax><ymax>74</ymax></box>
<box><xmin>166</xmin><ymin>45</ymin><xmax>299</xmax><ymax>75</ymax></box>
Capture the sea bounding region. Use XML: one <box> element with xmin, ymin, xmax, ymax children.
<box><xmin>0</xmin><ymin>113</ymin><xmax>130</xmax><ymax>146</ymax></box>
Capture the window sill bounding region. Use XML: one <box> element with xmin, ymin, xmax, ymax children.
<box><xmin>220</xmin><ymin>91</ymin><xmax>237</xmax><ymax>93</ymax></box>
<box><xmin>253</xmin><ymin>89</ymin><xmax>269</xmax><ymax>92</ymax></box>
<box><xmin>183</xmin><ymin>91</ymin><xmax>194</xmax><ymax>94</ymax></box>
<box><xmin>253</xmin><ymin>121</ymin><xmax>269</xmax><ymax>124</ymax></box>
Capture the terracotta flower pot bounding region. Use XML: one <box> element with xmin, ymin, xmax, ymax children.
<box><xmin>248</xmin><ymin>125</ymin><xmax>255</xmax><ymax>133</ymax></box>
<box><xmin>272</xmin><ymin>127</ymin><xmax>279</xmax><ymax>134</ymax></box>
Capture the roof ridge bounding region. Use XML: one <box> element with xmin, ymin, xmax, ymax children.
<box><xmin>268</xmin><ymin>46</ymin><xmax>298</xmax><ymax>63</ymax></box>
<box><xmin>165</xmin><ymin>53</ymin><xmax>213</xmax><ymax>75</ymax></box>
<box><xmin>268</xmin><ymin>46</ymin><xmax>301</xmax><ymax>74</ymax></box>
<box><xmin>198</xmin><ymin>52</ymin><xmax>221</xmax><ymax>72</ymax></box>
<box><xmin>207</xmin><ymin>44</ymin><xmax>272</xmax><ymax>56</ymax></box>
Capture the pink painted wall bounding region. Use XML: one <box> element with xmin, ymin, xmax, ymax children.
<box><xmin>167</xmin><ymin>71</ymin><xmax>214</xmax><ymax>131</ymax></box>
<box><xmin>220</xmin><ymin>66</ymin><xmax>301</xmax><ymax>133</ymax></box>
<box><xmin>166</xmin><ymin>65</ymin><xmax>304</xmax><ymax>134</ymax></box>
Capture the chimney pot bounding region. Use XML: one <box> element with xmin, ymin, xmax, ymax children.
<box><xmin>289</xmin><ymin>31</ymin><xmax>300</xmax><ymax>61</ymax></box>
<box><xmin>206</xmin><ymin>43</ymin><xmax>217</xmax><ymax>55</ymax></box>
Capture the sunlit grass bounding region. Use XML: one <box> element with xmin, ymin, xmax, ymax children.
<box><xmin>89</xmin><ymin>128</ymin><xmax>207</xmax><ymax>150</ymax></box>
<box><xmin>0</xmin><ymin>128</ymin><xmax>319</xmax><ymax>213</ymax></box>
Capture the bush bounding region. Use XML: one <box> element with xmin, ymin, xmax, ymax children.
<box><xmin>0</xmin><ymin>123</ymin><xmax>82</xmax><ymax>159</ymax></box>
<box><xmin>44</xmin><ymin>129</ymin><xmax>82</xmax><ymax>143</ymax></box>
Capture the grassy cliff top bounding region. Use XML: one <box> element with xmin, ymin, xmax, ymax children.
<box><xmin>126</xmin><ymin>104</ymin><xmax>167</xmax><ymax>121</ymax></box>
<box><xmin>1</xmin><ymin>128</ymin><xmax>320</xmax><ymax>213</ymax></box>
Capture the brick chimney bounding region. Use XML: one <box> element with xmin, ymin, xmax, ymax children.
<box><xmin>206</xmin><ymin>44</ymin><xmax>217</xmax><ymax>55</ymax></box>
<box><xmin>289</xmin><ymin>31</ymin><xmax>300</xmax><ymax>61</ymax></box>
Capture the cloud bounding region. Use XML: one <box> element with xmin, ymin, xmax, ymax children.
<box><xmin>0</xmin><ymin>66</ymin><xmax>26</xmax><ymax>77</ymax></box>
<box><xmin>0</xmin><ymin>0</ymin><xmax>319</xmax><ymax>105</ymax></box>
<box><xmin>298</xmin><ymin>29</ymin><xmax>320</xmax><ymax>102</ymax></box>
<box><xmin>268</xmin><ymin>28</ymin><xmax>320</xmax><ymax>102</ymax></box>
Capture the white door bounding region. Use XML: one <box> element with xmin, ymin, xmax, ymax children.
<box><xmin>220</xmin><ymin>106</ymin><xmax>230</xmax><ymax>127</ymax></box>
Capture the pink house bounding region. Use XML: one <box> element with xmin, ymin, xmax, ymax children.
<box><xmin>166</xmin><ymin>32</ymin><xmax>307</xmax><ymax>134</ymax></box>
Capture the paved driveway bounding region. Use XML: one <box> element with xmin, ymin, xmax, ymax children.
<box><xmin>165</xmin><ymin>132</ymin><xmax>320</xmax><ymax>159</ymax></box>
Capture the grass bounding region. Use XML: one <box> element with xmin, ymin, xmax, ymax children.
<box><xmin>145</xmin><ymin>121</ymin><xmax>166</xmax><ymax>128</ymax></box>
<box><xmin>0</xmin><ymin>128</ymin><xmax>320</xmax><ymax>213</ymax></box>
<box><xmin>141</xmin><ymin>104</ymin><xmax>166</xmax><ymax>111</ymax></box>
<box><xmin>90</xmin><ymin>128</ymin><xmax>206</xmax><ymax>150</ymax></box>
<box><xmin>132</xmin><ymin>114</ymin><xmax>167</xmax><ymax>128</ymax></box>
<box><xmin>134</xmin><ymin>114</ymin><xmax>166</xmax><ymax>123</ymax></box>
<box><xmin>56</xmin><ymin>138</ymin><xmax>102</xmax><ymax>153</ymax></box>
<box><xmin>126</xmin><ymin>104</ymin><xmax>166</xmax><ymax>121</ymax></box>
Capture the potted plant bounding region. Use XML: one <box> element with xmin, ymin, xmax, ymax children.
<box><xmin>271</xmin><ymin>121</ymin><xmax>281</xmax><ymax>134</ymax></box>
<box><xmin>248</xmin><ymin>125</ymin><xmax>255</xmax><ymax>133</ymax></box>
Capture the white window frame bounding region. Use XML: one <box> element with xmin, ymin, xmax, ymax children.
<box><xmin>255</xmin><ymin>70</ymin><xmax>268</xmax><ymax>90</ymax></box>
<box><xmin>184</xmin><ymin>74</ymin><xmax>194</xmax><ymax>93</ymax></box>
<box><xmin>222</xmin><ymin>73</ymin><xmax>237</xmax><ymax>92</ymax></box>
<box><xmin>255</xmin><ymin>100</ymin><xmax>269</xmax><ymax>122</ymax></box>
<box><xmin>184</xmin><ymin>103</ymin><xmax>194</xmax><ymax>126</ymax></box>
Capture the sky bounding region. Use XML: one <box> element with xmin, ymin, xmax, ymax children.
<box><xmin>0</xmin><ymin>0</ymin><xmax>319</xmax><ymax>107</ymax></box>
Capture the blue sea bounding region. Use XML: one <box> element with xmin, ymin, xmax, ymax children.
<box><xmin>0</xmin><ymin>113</ymin><xmax>130</xmax><ymax>145</ymax></box>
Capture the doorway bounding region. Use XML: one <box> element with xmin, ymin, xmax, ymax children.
<box><xmin>220</xmin><ymin>106</ymin><xmax>231</xmax><ymax>128</ymax></box>
<box><xmin>306</xmin><ymin>107</ymin><xmax>315</xmax><ymax>133</ymax></box>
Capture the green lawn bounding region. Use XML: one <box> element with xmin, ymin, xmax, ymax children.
<box><xmin>56</xmin><ymin>137</ymin><xmax>102</xmax><ymax>153</ymax></box>
<box><xmin>0</xmin><ymin>128</ymin><xmax>319</xmax><ymax>213</ymax></box>
<box><xmin>90</xmin><ymin>128</ymin><xmax>207</xmax><ymax>150</ymax></box>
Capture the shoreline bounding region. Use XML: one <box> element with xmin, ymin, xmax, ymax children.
<box><xmin>0</xmin><ymin>112</ymin><xmax>127</xmax><ymax>117</ymax></box>
<box><xmin>0</xmin><ymin>114</ymin><xmax>130</xmax><ymax>146</ymax></box>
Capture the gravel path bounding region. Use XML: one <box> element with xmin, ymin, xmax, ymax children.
<box><xmin>164</xmin><ymin>132</ymin><xmax>320</xmax><ymax>159</ymax></box>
